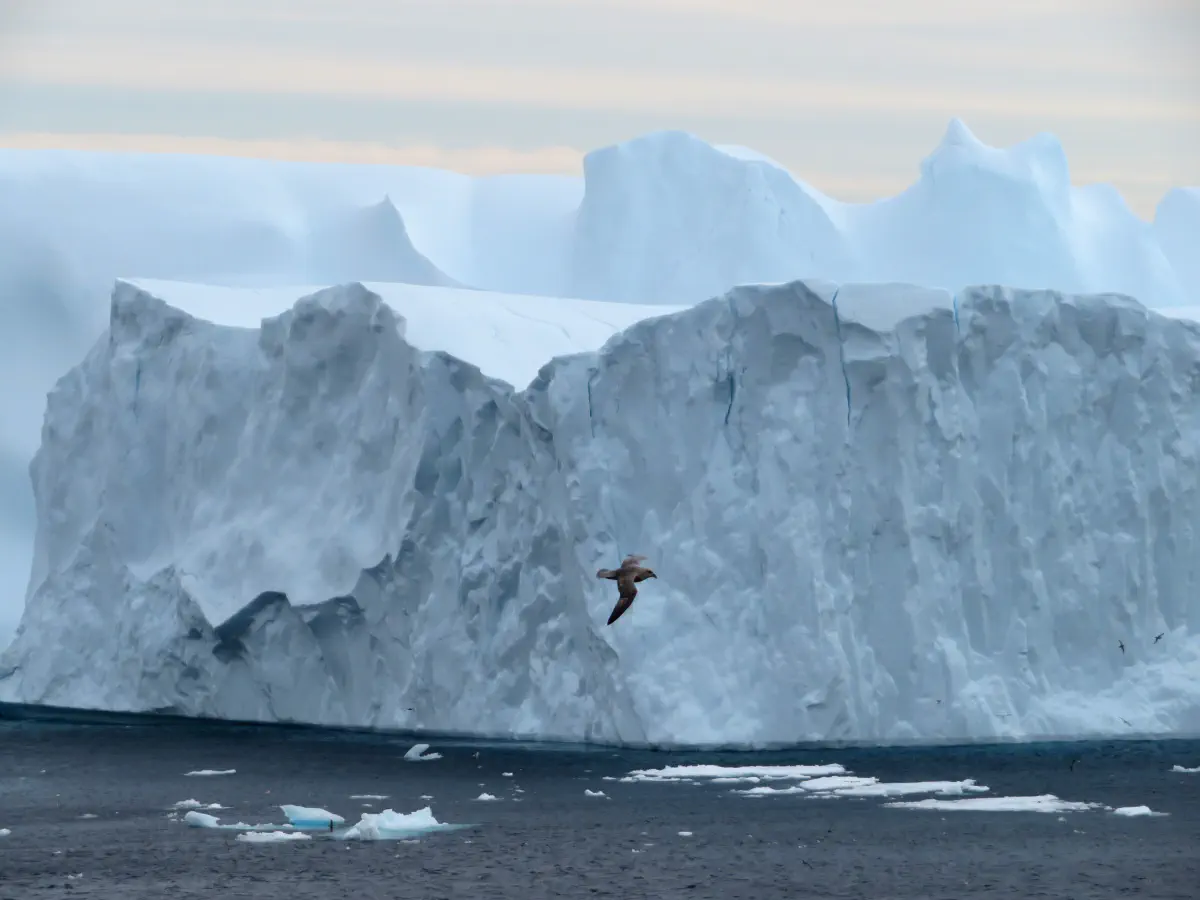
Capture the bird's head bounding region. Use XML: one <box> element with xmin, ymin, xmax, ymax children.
<box><xmin>646</xmin><ymin>569</ymin><xmax>658</xmax><ymax>579</ymax></box>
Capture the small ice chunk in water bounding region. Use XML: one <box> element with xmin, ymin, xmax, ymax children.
<box><xmin>341</xmin><ymin>807</ymin><xmax>455</xmax><ymax>841</ymax></box>
<box><xmin>1113</xmin><ymin>806</ymin><xmax>1168</xmax><ymax>817</ymax></box>
<box><xmin>236</xmin><ymin>831</ymin><xmax>313</xmax><ymax>843</ymax></box>
<box><xmin>584</xmin><ymin>789</ymin><xmax>607</xmax><ymax>797</ymax></box>
<box><xmin>184</xmin><ymin>769</ymin><xmax>235</xmax><ymax>777</ymax></box>
<box><xmin>349</xmin><ymin>794</ymin><xmax>389</xmax><ymax>800</ymax></box>
<box><xmin>172</xmin><ymin>800</ymin><xmax>224</xmax><ymax>810</ymax></box>
<box><xmin>1171</xmin><ymin>765</ymin><xmax>1200</xmax><ymax>773</ymax></box>
<box><xmin>678</xmin><ymin>831</ymin><xmax>692</xmax><ymax>837</ymax></box>
<box><xmin>0</xmin><ymin>828</ymin><xmax>10</xmax><ymax>837</ymax></box>
<box><xmin>280</xmin><ymin>805</ymin><xmax>344</xmax><ymax>828</ymax></box>
<box><xmin>475</xmin><ymin>793</ymin><xmax>499</xmax><ymax>801</ymax></box>
<box><xmin>79</xmin><ymin>813</ymin><xmax>98</xmax><ymax>819</ymax></box>
<box><xmin>885</xmin><ymin>794</ymin><xmax>1101</xmax><ymax>813</ymax></box>
<box><xmin>502</xmin><ymin>772</ymin><xmax>514</xmax><ymax>777</ymax></box>
<box><xmin>622</xmin><ymin>764</ymin><xmax>845</xmax><ymax>783</ymax></box>
<box><xmin>404</xmin><ymin>743</ymin><xmax>443</xmax><ymax>762</ymax></box>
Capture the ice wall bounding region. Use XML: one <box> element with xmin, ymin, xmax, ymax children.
<box><xmin>2</xmin><ymin>279</ymin><xmax>1198</xmax><ymax>746</ymax></box>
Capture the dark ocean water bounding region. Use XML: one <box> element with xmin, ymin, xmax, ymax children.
<box><xmin>1</xmin><ymin>709</ymin><xmax>1197</xmax><ymax>899</ymax></box>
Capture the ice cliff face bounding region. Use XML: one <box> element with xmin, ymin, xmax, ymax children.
<box><xmin>3</xmin><ymin>279</ymin><xmax>1199</xmax><ymax>746</ymax></box>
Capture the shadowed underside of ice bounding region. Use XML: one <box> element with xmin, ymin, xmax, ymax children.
<box><xmin>2</xmin><ymin>275</ymin><xmax>1199</xmax><ymax>746</ymax></box>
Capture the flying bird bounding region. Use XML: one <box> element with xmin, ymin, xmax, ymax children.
<box><xmin>1154</xmin><ymin>633</ymin><xmax>1164</xmax><ymax>644</ymax></box>
<box><xmin>597</xmin><ymin>554</ymin><xmax>658</xmax><ymax>625</ymax></box>
<box><xmin>1118</xmin><ymin>640</ymin><xmax>1125</xmax><ymax>654</ymax></box>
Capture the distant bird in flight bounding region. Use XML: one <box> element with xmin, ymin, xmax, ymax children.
<box><xmin>597</xmin><ymin>554</ymin><xmax>658</xmax><ymax>625</ymax></box>
<box><xmin>1118</xmin><ymin>640</ymin><xmax>1125</xmax><ymax>654</ymax></box>
<box><xmin>1154</xmin><ymin>633</ymin><xmax>1164</xmax><ymax>644</ymax></box>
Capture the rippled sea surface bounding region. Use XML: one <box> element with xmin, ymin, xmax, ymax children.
<box><xmin>2</xmin><ymin>710</ymin><xmax>1197</xmax><ymax>899</ymax></box>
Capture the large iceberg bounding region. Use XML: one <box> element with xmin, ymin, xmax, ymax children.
<box><xmin>3</xmin><ymin>277</ymin><xmax>1199</xmax><ymax>746</ymax></box>
<box><xmin>3</xmin><ymin>121</ymin><xmax>1196</xmax><ymax>648</ymax></box>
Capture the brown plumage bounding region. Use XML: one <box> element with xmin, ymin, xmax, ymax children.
<box><xmin>596</xmin><ymin>554</ymin><xmax>657</xmax><ymax>625</ymax></box>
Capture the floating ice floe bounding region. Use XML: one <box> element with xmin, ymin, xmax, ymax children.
<box><xmin>1112</xmin><ymin>806</ymin><xmax>1169</xmax><ymax>817</ymax></box>
<box><xmin>349</xmin><ymin>794</ymin><xmax>389</xmax><ymax>800</ymax></box>
<box><xmin>184</xmin><ymin>769</ymin><xmax>236</xmax><ymax>777</ymax></box>
<box><xmin>620</xmin><ymin>764</ymin><xmax>845</xmax><ymax>784</ymax></box>
<box><xmin>1170</xmin><ymin>765</ymin><xmax>1200</xmax><ymax>773</ymax></box>
<box><xmin>236</xmin><ymin>831</ymin><xmax>312</xmax><ymax>843</ymax></box>
<box><xmin>584</xmin><ymin>789</ymin><xmax>607</xmax><ymax>798</ymax></box>
<box><xmin>172</xmin><ymin>800</ymin><xmax>225</xmax><ymax>810</ymax></box>
<box><xmin>280</xmin><ymin>805</ymin><xmax>345</xmax><ymax>828</ymax></box>
<box><xmin>403</xmin><ymin>743</ymin><xmax>443</xmax><ymax>762</ymax></box>
<box><xmin>736</xmin><ymin>777</ymin><xmax>989</xmax><ymax>799</ymax></box>
<box><xmin>475</xmin><ymin>792</ymin><xmax>499</xmax><ymax>801</ymax></box>
<box><xmin>0</xmin><ymin>828</ymin><xmax>10</xmax><ymax>837</ymax></box>
<box><xmin>341</xmin><ymin>807</ymin><xmax>464</xmax><ymax>841</ymax></box>
<box><xmin>884</xmin><ymin>795</ymin><xmax>1102</xmax><ymax>813</ymax></box>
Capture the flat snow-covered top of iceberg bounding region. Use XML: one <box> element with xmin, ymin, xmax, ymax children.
<box><xmin>127</xmin><ymin>278</ymin><xmax>686</xmax><ymax>390</ymax></box>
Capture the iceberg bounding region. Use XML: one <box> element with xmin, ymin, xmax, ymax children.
<box><xmin>2</xmin><ymin>121</ymin><xmax>1195</xmax><ymax>652</ymax></box>
<box><xmin>2</xmin><ymin>275</ymin><xmax>1199</xmax><ymax>747</ymax></box>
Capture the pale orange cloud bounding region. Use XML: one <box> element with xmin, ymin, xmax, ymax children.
<box><xmin>0</xmin><ymin>131</ymin><xmax>586</xmax><ymax>175</ymax></box>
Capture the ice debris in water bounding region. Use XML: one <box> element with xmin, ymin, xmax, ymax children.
<box><xmin>621</xmin><ymin>764</ymin><xmax>846</xmax><ymax>783</ymax></box>
<box><xmin>349</xmin><ymin>794</ymin><xmax>389</xmax><ymax>800</ymax></box>
<box><xmin>475</xmin><ymin>793</ymin><xmax>499</xmax><ymax>801</ymax></box>
<box><xmin>341</xmin><ymin>807</ymin><xmax>460</xmax><ymax>841</ymax></box>
<box><xmin>678</xmin><ymin>831</ymin><xmax>692</xmax><ymax>837</ymax></box>
<box><xmin>184</xmin><ymin>769</ymin><xmax>236</xmax><ymax>777</ymax></box>
<box><xmin>736</xmin><ymin>777</ymin><xmax>989</xmax><ymax>798</ymax></box>
<box><xmin>236</xmin><ymin>831</ymin><xmax>312</xmax><ymax>843</ymax></box>
<box><xmin>584</xmin><ymin>789</ymin><xmax>607</xmax><ymax>797</ymax></box>
<box><xmin>403</xmin><ymin>743</ymin><xmax>443</xmax><ymax>762</ymax></box>
<box><xmin>885</xmin><ymin>795</ymin><xmax>1102</xmax><ymax>813</ymax></box>
<box><xmin>172</xmin><ymin>799</ymin><xmax>225</xmax><ymax>810</ymax></box>
<box><xmin>0</xmin><ymin>828</ymin><xmax>10</xmax><ymax>837</ymax></box>
<box><xmin>281</xmin><ymin>805</ymin><xmax>345</xmax><ymax>828</ymax></box>
<box><xmin>1170</xmin><ymin>765</ymin><xmax>1200</xmax><ymax>773</ymax></box>
<box><xmin>1112</xmin><ymin>806</ymin><xmax>1168</xmax><ymax>817</ymax></box>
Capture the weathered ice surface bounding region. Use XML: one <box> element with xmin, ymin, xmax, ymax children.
<box><xmin>2</xmin><ymin>278</ymin><xmax>1199</xmax><ymax>746</ymax></box>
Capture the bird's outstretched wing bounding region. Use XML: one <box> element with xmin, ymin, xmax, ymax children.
<box><xmin>621</xmin><ymin>554</ymin><xmax>647</xmax><ymax>568</ymax></box>
<box><xmin>606</xmin><ymin>574</ymin><xmax>638</xmax><ymax>625</ymax></box>
<box><xmin>596</xmin><ymin>568</ymin><xmax>618</xmax><ymax>580</ymax></box>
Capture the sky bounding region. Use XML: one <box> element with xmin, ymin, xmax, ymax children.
<box><xmin>1</xmin><ymin>0</ymin><xmax>1197</xmax><ymax>218</ymax></box>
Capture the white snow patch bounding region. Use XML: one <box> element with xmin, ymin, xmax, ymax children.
<box><xmin>236</xmin><ymin>830</ymin><xmax>312</xmax><ymax>843</ymax></box>
<box><xmin>403</xmin><ymin>743</ymin><xmax>443</xmax><ymax>762</ymax></box>
<box><xmin>885</xmin><ymin>795</ymin><xmax>1101</xmax><ymax>813</ymax></box>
